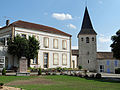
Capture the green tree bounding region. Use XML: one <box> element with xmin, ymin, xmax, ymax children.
<box><xmin>8</xmin><ymin>35</ymin><xmax>40</xmax><ymax>67</ymax></box>
<box><xmin>110</xmin><ymin>30</ymin><xmax>120</xmax><ymax>59</ymax></box>
<box><xmin>8</xmin><ymin>35</ymin><xmax>28</xmax><ymax>59</ymax></box>
<box><xmin>27</xmin><ymin>36</ymin><xmax>40</xmax><ymax>67</ymax></box>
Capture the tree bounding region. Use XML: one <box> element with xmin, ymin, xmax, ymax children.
<box><xmin>8</xmin><ymin>35</ymin><xmax>40</xmax><ymax>67</ymax></box>
<box><xmin>27</xmin><ymin>36</ymin><xmax>40</xmax><ymax>67</ymax></box>
<box><xmin>8</xmin><ymin>35</ymin><xmax>28</xmax><ymax>59</ymax></box>
<box><xmin>110</xmin><ymin>30</ymin><xmax>120</xmax><ymax>59</ymax></box>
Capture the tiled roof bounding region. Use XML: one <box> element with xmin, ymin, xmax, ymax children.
<box><xmin>78</xmin><ymin>7</ymin><xmax>97</xmax><ymax>35</ymax></box>
<box><xmin>97</xmin><ymin>52</ymin><xmax>114</xmax><ymax>59</ymax></box>
<box><xmin>0</xmin><ymin>20</ymin><xmax>72</xmax><ymax>37</ymax></box>
<box><xmin>72</xmin><ymin>49</ymin><xmax>114</xmax><ymax>59</ymax></box>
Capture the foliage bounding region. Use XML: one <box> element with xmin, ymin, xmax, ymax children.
<box><xmin>110</xmin><ymin>30</ymin><xmax>120</xmax><ymax>59</ymax></box>
<box><xmin>27</xmin><ymin>36</ymin><xmax>40</xmax><ymax>67</ymax></box>
<box><xmin>56</xmin><ymin>67</ymin><xmax>62</xmax><ymax>72</ymax></box>
<box><xmin>0</xmin><ymin>83</ymin><xmax>4</xmax><ymax>86</ymax></box>
<box><xmin>8</xmin><ymin>35</ymin><xmax>28</xmax><ymax>59</ymax></box>
<box><xmin>2</xmin><ymin>68</ymin><xmax>6</xmax><ymax>76</ymax></box>
<box><xmin>95</xmin><ymin>73</ymin><xmax>101</xmax><ymax>79</ymax></box>
<box><xmin>78</xmin><ymin>66</ymin><xmax>82</xmax><ymax>70</ymax></box>
<box><xmin>7</xmin><ymin>35</ymin><xmax>40</xmax><ymax>67</ymax></box>
<box><xmin>115</xmin><ymin>68</ymin><xmax>120</xmax><ymax>74</ymax></box>
<box><xmin>38</xmin><ymin>68</ymin><xmax>42</xmax><ymax>75</ymax></box>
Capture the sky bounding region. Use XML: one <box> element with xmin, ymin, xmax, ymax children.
<box><xmin>0</xmin><ymin>0</ymin><xmax>120</xmax><ymax>52</ymax></box>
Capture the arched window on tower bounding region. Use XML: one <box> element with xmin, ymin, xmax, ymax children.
<box><xmin>86</xmin><ymin>37</ymin><xmax>89</xmax><ymax>43</ymax></box>
<box><xmin>81</xmin><ymin>38</ymin><xmax>84</xmax><ymax>41</ymax></box>
<box><xmin>92</xmin><ymin>37</ymin><xmax>94</xmax><ymax>41</ymax></box>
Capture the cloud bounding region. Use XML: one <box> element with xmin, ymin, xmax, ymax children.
<box><xmin>52</xmin><ymin>13</ymin><xmax>72</xmax><ymax>20</ymax></box>
<box><xmin>98</xmin><ymin>34</ymin><xmax>111</xmax><ymax>43</ymax></box>
<box><xmin>72</xmin><ymin>46</ymin><xmax>78</xmax><ymax>49</ymax></box>
<box><xmin>67</xmin><ymin>24</ymin><xmax>77</xmax><ymax>29</ymax></box>
<box><xmin>98</xmin><ymin>1</ymin><xmax>103</xmax><ymax>4</ymax></box>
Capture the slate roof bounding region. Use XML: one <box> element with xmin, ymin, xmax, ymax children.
<box><xmin>78</xmin><ymin>7</ymin><xmax>97</xmax><ymax>35</ymax></box>
<box><xmin>72</xmin><ymin>50</ymin><xmax>114</xmax><ymax>59</ymax></box>
<box><xmin>0</xmin><ymin>20</ymin><xmax>72</xmax><ymax>37</ymax></box>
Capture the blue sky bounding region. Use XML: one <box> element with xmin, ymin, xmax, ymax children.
<box><xmin>0</xmin><ymin>0</ymin><xmax>120</xmax><ymax>51</ymax></box>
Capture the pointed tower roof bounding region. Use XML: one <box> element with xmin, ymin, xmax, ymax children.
<box><xmin>78</xmin><ymin>7</ymin><xmax>97</xmax><ymax>35</ymax></box>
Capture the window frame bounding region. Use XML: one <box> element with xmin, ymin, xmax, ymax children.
<box><xmin>62</xmin><ymin>40</ymin><xmax>67</xmax><ymax>50</ymax></box>
<box><xmin>44</xmin><ymin>37</ymin><xmax>49</xmax><ymax>48</ymax></box>
<box><xmin>53</xmin><ymin>53</ymin><xmax>59</xmax><ymax>65</ymax></box>
<box><xmin>62</xmin><ymin>53</ymin><xmax>67</xmax><ymax>65</ymax></box>
<box><xmin>53</xmin><ymin>39</ymin><xmax>58</xmax><ymax>49</ymax></box>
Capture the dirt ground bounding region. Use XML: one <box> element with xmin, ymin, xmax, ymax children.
<box><xmin>5</xmin><ymin>77</ymin><xmax>55</xmax><ymax>86</ymax></box>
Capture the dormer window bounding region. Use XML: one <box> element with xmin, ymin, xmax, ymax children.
<box><xmin>86</xmin><ymin>37</ymin><xmax>89</xmax><ymax>43</ymax></box>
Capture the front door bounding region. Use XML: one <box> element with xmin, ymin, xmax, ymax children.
<box><xmin>44</xmin><ymin>53</ymin><xmax>48</xmax><ymax>68</ymax></box>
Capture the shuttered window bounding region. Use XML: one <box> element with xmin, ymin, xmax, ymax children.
<box><xmin>53</xmin><ymin>39</ymin><xmax>58</xmax><ymax>49</ymax></box>
<box><xmin>44</xmin><ymin>37</ymin><xmax>49</xmax><ymax>48</ymax></box>
<box><xmin>62</xmin><ymin>40</ymin><xmax>67</xmax><ymax>50</ymax></box>
<box><xmin>62</xmin><ymin>54</ymin><xmax>67</xmax><ymax>65</ymax></box>
<box><xmin>53</xmin><ymin>53</ymin><xmax>59</xmax><ymax>65</ymax></box>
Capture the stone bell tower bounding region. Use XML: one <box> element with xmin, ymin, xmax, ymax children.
<box><xmin>78</xmin><ymin>7</ymin><xmax>97</xmax><ymax>71</ymax></box>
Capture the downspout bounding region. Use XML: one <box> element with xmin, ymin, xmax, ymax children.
<box><xmin>70</xmin><ymin>36</ymin><xmax>72</xmax><ymax>68</ymax></box>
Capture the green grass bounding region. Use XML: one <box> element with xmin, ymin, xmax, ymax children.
<box><xmin>0</xmin><ymin>76</ymin><xmax>36</xmax><ymax>83</ymax></box>
<box><xmin>1</xmin><ymin>75</ymin><xmax>120</xmax><ymax>90</ymax></box>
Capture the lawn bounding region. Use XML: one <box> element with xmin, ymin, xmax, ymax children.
<box><xmin>0</xmin><ymin>75</ymin><xmax>120</xmax><ymax>90</ymax></box>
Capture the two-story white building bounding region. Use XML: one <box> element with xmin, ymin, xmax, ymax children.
<box><xmin>0</xmin><ymin>20</ymin><xmax>72</xmax><ymax>69</ymax></box>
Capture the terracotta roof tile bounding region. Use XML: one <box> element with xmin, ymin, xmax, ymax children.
<box><xmin>0</xmin><ymin>20</ymin><xmax>71</xmax><ymax>37</ymax></box>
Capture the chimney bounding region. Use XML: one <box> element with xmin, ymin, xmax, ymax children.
<box><xmin>6</xmin><ymin>20</ymin><xmax>10</xmax><ymax>26</ymax></box>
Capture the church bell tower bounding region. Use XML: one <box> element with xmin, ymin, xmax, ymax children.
<box><xmin>78</xmin><ymin>7</ymin><xmax>97</xmax><ymax>71</ymax></box>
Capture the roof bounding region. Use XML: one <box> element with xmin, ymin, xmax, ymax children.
<box><xmin>78</xmin><ymin>7</ymin><xmax>97</xmax><ymax>36</ymax></box>
<box><xmin>0</xmin><ymin>20</ymin><xmax>72</xmax><ymax>37</ymax></box>
<box><xmin>97</xmin><ymin>52</ymin><xmax>114</xmax><ymax>59</ymax></box>
<box><xmin>72</xmin><ymin>49</ymin><xmax>114</xmax><ymax>59</ymax></box>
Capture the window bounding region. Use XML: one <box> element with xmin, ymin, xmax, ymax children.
<box><xmin>88</xmin><ymin>60</ymin><xmax>89</xmax><ymax>64</ymax></box>
<box><xmin>31</xmin><ymin>57</ymin><xmax>37</xmax><ymax>64</ymax></box>
<box><xmin>44</xmin><ymin>37</ymin><xmax>49</xmax><ymax>48</ymax></box>
<box><xmin>21</xmin><ymin>34</ymin><xmax>26</xmax><ymax>38</ymax></box>
<box><xmin>62</xmin><ymin>54</ymin><xmax>67</xmax><ymax>65</ymax></box>
<box><xmin>53</xmin><ymin>53</ymin><xmax>59</xmax><ymax>65</ymax></box>
<box><xmin>0</xmin><ymin>38</ymin><xmax>5</xmax><ymax>46</ymax></box>
<box><xmin>44</xmin><ymin>53</ymin><xmax>48</xmax><ymax>68</ymax></box>
<box><xmin>81</xmin><ymin>38</ymin><xmax>84</xmax><ymax>41</ymax></box>
<box><xmin>53</xmin><ymin>39</ymin><xmax>58</xmax><ymax>49</ymax></box>
<box><xmin>115</xmin><ymin>60</ymin><xmax>118</xmax><ymax>67</ymax></box>
<box><xmin>86</xmin><ymin>37</ymin><xmax>89</xmax><ymax>43</ymax></box>
<box><xmin>106</xmin><ymin>61</ymin><xmax>110</xmax><ymax>66</ymax></box>
<box><xmin>100</xmin><ymin>65</ymin><xmax>104</xmax><ymax>72</ymax></box>
<box><xmin>62</xmin><ymin>40</ymin><xmax>67</xmax><ymax>50</ymax></box>
<box><xmin>92</xmin><ymin>37</ymin><xmax>94</xmax><ymax>41</ymax></box>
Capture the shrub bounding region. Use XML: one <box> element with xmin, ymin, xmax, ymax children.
<box><xmin>78</xmin><ymin>66</ymin><xmax>82</xmax><ymax>70</ymax></box>
<box><xmin>38</xmin><ymin>68</ymin><xmax>42</xmax><ymax>75</ymax></box>
<box><xmin>95</xmin><ymin>73</ymin><xmax>101</xmax><ymax>79</ymax></box>
<box><xmin>84</xmin><ymin>74</ymin><xmax>89</xmax><ymax>78</ymax></box>
<box><xmin>90</xmin><ymin>74</ymin><xmax>95</xmax><ymax>78</ymax></box>
<box><xmin>2</xmin><ymin>68</ymin><xmax>6</xmax><ymax>76</ymax></box>
<box><xmin>56</xmin><ymin>67</ymin><xmax>62</xmax><ymax>72</ymax></box>
<box><xmin>0</xmin><ymin>83</ymin><xmax>4</xmax><ymax>86</ymax></box>
<box><xmin>115</xmin><ymin>68</ymin><xmax>120</xmax><ymax>74</ymax></box>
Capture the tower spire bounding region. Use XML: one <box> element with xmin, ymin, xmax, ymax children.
<box><xmin>78</xmin><ymin>7</ymin><xmax>97</xmax><ymax>35</ymax></box>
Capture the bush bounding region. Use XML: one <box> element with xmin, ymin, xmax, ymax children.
<box><xmin>90</xmin><ymin>74</ymin><xmax>95</xmax><ymax>78</ymax></box>
<box><xmin>84</xmin><ymin>74</ymin><xmax>89</xmax><ymax>78</ymax></box>
<box><xmin>95</xmin><ymin>73</ymin><xmax>101</xmax><ymax>79</ymax></box>
<box><xmin>56</xmin><ymin>67</ymin><xmax>62</xmax><ymax>72</ymax></box>
<box><xmin>115</xmin><ymin>68</ymin><xmax>120</xmax><ymax>74</ymax></box>
<box><xmin>0</xmin><ymin>83</ymin><xmax>4</xmax><ymax>86</ymax></box>
<box><xmin>38</xmin><ymin>68</ymin><xmax>42</xmax><ymax>75</ymax></box>
<box><xmin>78</xmin><ymin>66</ymin><xmax>82</xmax><ymax>70</ymax></box>
<box><xmin>2</xmin><ymin>68</ymin><xmax>6</xmax><ymax>75</ymax></box>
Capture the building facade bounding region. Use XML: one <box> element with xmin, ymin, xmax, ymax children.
<box><xmin>0</xmin><ymin>20</ymin><xmax>72</xmax><ymax>69</ymax></box>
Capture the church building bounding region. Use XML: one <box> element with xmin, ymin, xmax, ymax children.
<box><xmin>72</xmin><ymin>7</ymin><xmax>120</xmax><ymax>73</ymax></box>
